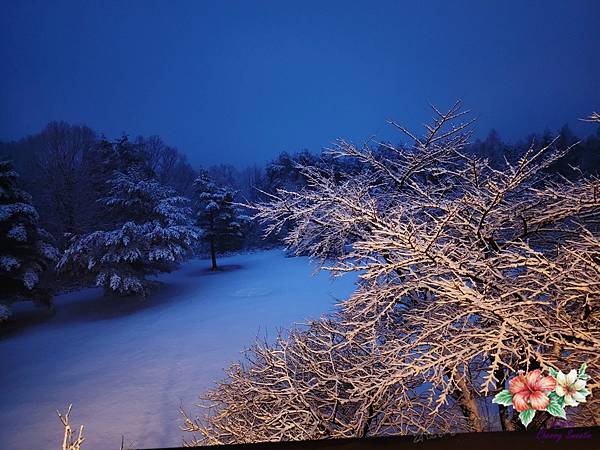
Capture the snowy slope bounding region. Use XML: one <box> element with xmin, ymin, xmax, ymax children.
<box><xmin>0</xmin><ymin>249</ymin><xmax>356</xmax><ymax>450</ymax></box>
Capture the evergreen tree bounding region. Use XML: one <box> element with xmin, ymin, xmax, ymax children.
<box><xmin>57</xmin><ymin>160</ymin><xmax>199</xmax><ymax>297</ymax></box>
<box><xmin>79</xmin><ymin>137</ymin><xmax>118</xmax><ymax>232</ymax></box>
<box><xmin>0</xmin><ymin>160</ymin><xmax>58</xmax><ymax>318</ymax></box>
<box><xmin>193</xmin><ymin>171</ymin><xmax>244</xmax><ymax>270</ymax></box>
<box><xmin>478</xmin><ymin>129</ymin><xmax>505</xmax><ymax>166</ymax></box>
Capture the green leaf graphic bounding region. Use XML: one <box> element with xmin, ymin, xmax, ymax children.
<box><xmin>546</xmin><ymin>402</ymin><xmax>567</xmax><ymax>419</ymax></box>
<box><xmin>548</xmin><ymin>391</ymin><xmax>564</xmax><ymax>406</ymax></box>
<box><xmin>519</xmin><ymin>409</ymin><xmax>536</xmax><ymax>428</ymax></box>
<box><xmin>579</xmin><ymin>362</ymin><xmax>587</xmax><ymax>376</ymax></box>
<box><xmin>492</xmin><ymin>389</ymin><xmax>513</xmax><ymax>406</ymax></box>
<box><xmin>549</xmin><ymin>367</ymin><xmax>558</xmax><ymax>377</ymax></box>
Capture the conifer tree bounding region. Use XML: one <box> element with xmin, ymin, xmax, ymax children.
<box><xmin>193</xmin><ymin>171</ymin><xmax>244</xmax><ymax>270</ymax></box>
<box><xmin>58</xmin><ymin>145</ymin><xmax>199</xmax><ymax>297</ymax></box>
<box><xmin>0</xmin><ymin>160</ymin><xmax>58</xmax><ymax>319</ymax></box>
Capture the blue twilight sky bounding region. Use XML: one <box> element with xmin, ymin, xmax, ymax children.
<box><xmin>1</xmin><ymin>0</ymin><xmax>599</xmax><ymax>168</ymax></box>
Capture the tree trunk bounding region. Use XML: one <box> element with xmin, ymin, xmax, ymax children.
<box><xmin>444</xmin><ymin>367</ymin><xmax>484</xmax><ymax>432</ymax></box>
<box><xmin>455</xmin><ymin>375</ymin><xmax>484</xmax><ymax>432</ymax></box>
<box><xmin>210</xmin><ymin>240</ymin><xmax>218</xmax><ymax>271</ymax></box>
<box><xmin>494</xmin><ymin>367</ymin><xmax>516</xmax><ymax>431</ymax></box>
<box><xmin>360</xmin><ymin>404</ymin><xmax>374</xmax><ymax>438</ymax></box>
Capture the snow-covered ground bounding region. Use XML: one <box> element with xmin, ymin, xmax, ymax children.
<box><xmin>0</xmin><ymin>249</ymin><xmax>356</xmax><ymax>450</ymax></box>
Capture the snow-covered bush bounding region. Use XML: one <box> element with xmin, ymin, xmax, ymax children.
<box><xmin>0</xmin><ymin>303</ymin><xmax>11</xmax><ymax>323</ymax></box>
<box><xmin>0</xmin><ymin>160</ymin><xmax>58</xmax><ymax>308</ymax></box>
<box><xmin>58</xmin><ymin>168</ymin><xmax>199</xmax><ymax>296</ymax></box>
<box><xmin>193</xmin><ymin>171</ymin><xmax>246</xmax><ymax>270</ymax></box>
<box><xmin>182</xmin><ymin>102</ymin><xmax>600</xmax><ymax>444</ymax></box>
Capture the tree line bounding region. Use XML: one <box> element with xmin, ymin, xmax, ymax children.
<box><xmin>0</xmin><ymin>125</ymin><xmax>251</xmax><ymax>320</ymax></box>
<box><xmin>1</xmin><ymin>119</ymin><xmax>599</xmax><ymax>321</ymax></box>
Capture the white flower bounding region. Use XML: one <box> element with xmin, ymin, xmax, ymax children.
<box><xmin>555</xmin><ymin>369</ymin><xmax>589</xmax><ymax>407</ymax></box>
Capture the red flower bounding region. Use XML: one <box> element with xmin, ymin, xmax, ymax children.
<box><xmin>509</xmin><ymin>370</ymin><xmax>557</xmax><ymax>412</ymax></box>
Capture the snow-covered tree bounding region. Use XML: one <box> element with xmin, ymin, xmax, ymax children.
<box><xmin>57</xmin><ymin>164</ymin><xmax>199</xmax><ymax>297</ymax></box>
<box><xmin>183</xmin><ymin>102</ymin><xmax>600</xmax><ymax>444</ymax></box>
<box><xmin>583</xmin><ymin>112</ymin><xmax>600</xmax><ymax>123</ymax></box>
<box><xmin>193</xmin><ymin>171</ymin><xmax>244</xmax><ymax>270</ymax></box>
<box><xmin>0</xmin><ymin>160</ymin><xmax>58</xmax><ymax>317</ymax></box>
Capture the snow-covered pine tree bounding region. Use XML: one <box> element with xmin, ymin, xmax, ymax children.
<box><xmin>0</xmin><ymin>160</ymin><xmax>59</xmax><ymax>319</ymax></box>
<box><xmin>193</xmin><ymin>171</ymin><xmax>244</xmax><ymax>270</ymax></box>
<box><xmin>57</xmin><ymin>156</ymin><xmax>200</xmax><ymax>297</ymax></box>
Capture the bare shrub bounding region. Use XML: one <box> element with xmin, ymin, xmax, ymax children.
<box><xmin>56</xmin><ymin>405</ymin><xmax>131</xmax><ymax>450</ymax></box>
<box><xmin>57</xmin><ymin>405</ymin><xmax>85</xmax><ymax>450</ymax></box>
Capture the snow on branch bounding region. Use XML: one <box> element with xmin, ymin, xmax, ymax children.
<box><xmin>185</xmin><ymin>102</ymin><xmax>600</xmax><ymax>444</ymax></box>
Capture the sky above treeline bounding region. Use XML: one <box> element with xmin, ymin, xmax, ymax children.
<box><xmin>1</xmin><ymin>0</ymin><xmax>599</xmax><ymax>168</ymax></box>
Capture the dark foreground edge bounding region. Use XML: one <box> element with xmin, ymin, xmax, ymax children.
<box><xmin>140</xmin><ymin>426</ymin><xmax>600</xmax><ymax>450</ymax></box>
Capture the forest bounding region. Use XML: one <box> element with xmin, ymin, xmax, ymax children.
<box><xmin>1</xmin><ymin>105</ymin><xmax>600</xmax><ymax>449</ymax></box>
<box><xmin>2</xmin><ymin>114</ymin><xmax>600</xmax><ymax>314</ymax></box>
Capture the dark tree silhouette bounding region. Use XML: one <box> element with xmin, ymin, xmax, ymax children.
<box><xmin>193</xmin><ymin>171</ymin><xmax>244</xmax><ymax>270</ymax></box>
<box><xmin>0</xmin><ymin>160</ymin><xmax>58</xmax><ymax>318</ymax></box>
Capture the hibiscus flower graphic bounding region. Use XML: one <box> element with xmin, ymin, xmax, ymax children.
<box><xmin>509</xmin><ymin>369</ymin><xmax>557</xmax><ymax>412</ymax></box>
<box><xmin>492</xmin><ymin>363</ymin><xmax>591</xmax><ymax>428</ymax></box>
